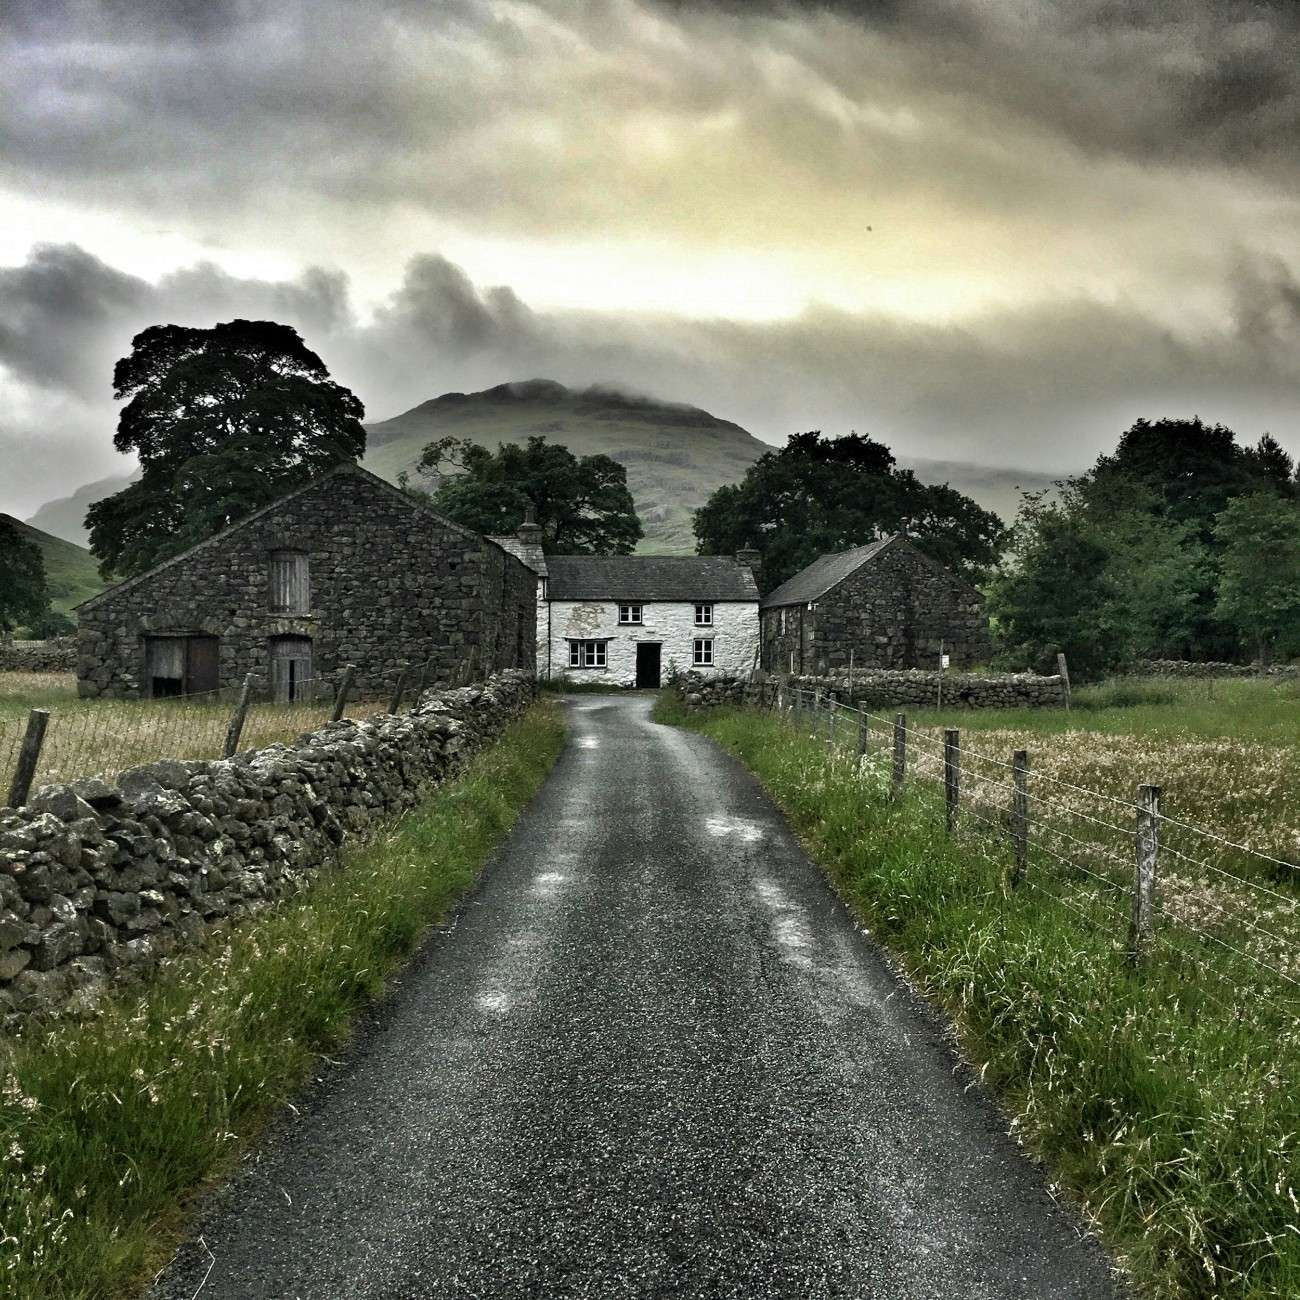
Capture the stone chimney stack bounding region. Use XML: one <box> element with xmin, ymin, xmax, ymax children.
<box><xmin>517</xmin><ymin>503</ymin><xmax>543</xmax><ymax>546</ymax></box>
<box><xmin>736</xmin><ymin>546</ymin><xmax>760</xmax><ymax>573</ymax></box>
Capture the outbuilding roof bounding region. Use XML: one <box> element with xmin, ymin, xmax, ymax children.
<box><xmin>546</xmin><ymin>555</ymin><xmax>758</xmax><ymax>602</ymax></box>
<box><xmin>759</xmin><ymin>536</ymin><xmax>897</xmax><ymax>608</ymax></box>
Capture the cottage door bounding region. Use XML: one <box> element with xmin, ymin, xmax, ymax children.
<box><xmin>271</xmin><ymin>636</ymin><xmax>313</xmax><ymax>702</ymax></box>
<box><xmin>635</xmin><ymin>642</ymin><xmax>661</xmax><ymax>688</ymax></box>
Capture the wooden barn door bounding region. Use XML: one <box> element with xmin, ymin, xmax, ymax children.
<box><xmin>271</xmin><ymin>636</ymin><xmax>313</xmax><ymax>702</ymax></box>
<box><xmin>145</xmin><ymin>635</ymin><xmax>219</xmax><ymax>697</ymax></box>
<box><xmin>185</xmin><ymin>636</ymin><xmax>220</xmax><ymax>695</ymax></box>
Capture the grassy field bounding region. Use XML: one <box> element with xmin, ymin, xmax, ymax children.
<box><xmin>0</xmin><ymin>700</ymin><xmax>565</xmax><ymax>1300</ymax></box>
<box><xmin>660</xmin><ymin>696</ymin><xmax>1300</xmax><ymax>1299</ymax></box>
<box><xmin>0</xmin><ymin>673</ymin><xmax>346</xmax><ymax>798</ymax></box>
<box><xmin>1</xmin><ymin>514</ymin><xmax>104</xmax><ymax>617</ymax></box>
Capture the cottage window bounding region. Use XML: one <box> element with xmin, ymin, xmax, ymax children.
<box><xmin>695</xmin><ymin>603</ymin><xmax>714</xmax><ymax>626</ymax></box>
<box><xmin>618</xmin><ymin>604</ymin><xmax>643</xmax><ymax>625</ymax></box>
<box><xmin>569</xmin><ymin>640</ymin><xmax>608</xmax><ymax>668</ymax></box>
<box><xmin>269</xmin><ymin>551</ymin><xmax>309</xmax><ymax>614</ymax></box>
<box><xmin>693</xmin><ymin>638</ymin><xmax>714</xmax><ymax>666</ymax></box>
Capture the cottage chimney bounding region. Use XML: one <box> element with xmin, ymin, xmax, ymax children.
<box><xmin>517</xmin><ymin>503</ymin><xmax>543</xmax><ymax>546</ymax></box>
<box><xmin>736</xmin><ymin>546</ymin><xmax>760</xmax><ymax>573</ymax></box>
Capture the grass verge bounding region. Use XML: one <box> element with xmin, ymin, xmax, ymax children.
<box><xmin>656</xmin><ymin>694</ymin><xmax>1300</xmax><ymax>1300</ymax></box>
<box><xmin>0</xmin><ymin>700</ymin><xmax>566</xmax><ymax>1300</ymax></box>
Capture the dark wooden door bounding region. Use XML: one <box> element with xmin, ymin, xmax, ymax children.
<box><xmin>635</xmin><ymin>642</ymin><xmax>661</xmax><ymax>688</ymax></box>
<box><xmin>185</xmin><ymin>636</ymin><xmax>220</xmax><ymax>695</ymax></box>
<box><xmin>271</xmin><ymin>637</ymin><xmax>313</xmax><ymax>702</ymax></box>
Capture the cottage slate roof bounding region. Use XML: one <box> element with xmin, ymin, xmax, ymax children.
<box><xmin>759</xmin><ymin>536</ymin><xmax>898</xmax><ymax>608</ymax></box>
<box><xmin>546</xmin><ymin>555</ymin><xmax>758</xmax><ymax>602</ymax></box>
<box><xmin>488</xmin><ymin>535</ymin><xmax>549</xmax><ymax>578</ymax></box>
<box><xmin>76</xmin><ymin>463</ymin><xmax>508</xmax><ymax>612</ymax></box>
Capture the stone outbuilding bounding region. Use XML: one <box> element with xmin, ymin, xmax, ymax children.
<box><xmin>75</xmin><ymin>464</ymin><xmax>537</xmax><ymax>700</ymax></box>
<box><xmin>760</xmin><ymin>534</ymin><xmax>990</xmax><ymax>675</ymax></box>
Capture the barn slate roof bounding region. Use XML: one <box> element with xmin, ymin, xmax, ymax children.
<box><xmin>759</xmin><ymin>536</ymin><xmax>898</xmax><ymax>608</ymax></box>
<box><xmin>546</xmin><ymin>555</ymin><xmax>758</xmax><ymax>602</ymax></box>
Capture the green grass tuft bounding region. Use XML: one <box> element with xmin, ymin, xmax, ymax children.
<box><xmin>0</xmin><ymin>701</ymin><xmax>565</xmax><ymax>1300</ymax></box>
<box><xmin>666</xmin><ymin>699</ymin><xmax>1300</xmax><ymax>1300</ymax></box>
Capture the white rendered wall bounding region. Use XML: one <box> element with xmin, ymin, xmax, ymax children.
<box><xmin>544</xmin><ymin>600</ymin><xmax>758</xmax><ymax>684</ymax></box>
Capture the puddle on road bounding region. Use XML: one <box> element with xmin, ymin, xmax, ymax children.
<box><xmin>704</xmin><ymin>814</ymin><xmax>765</xmax><ymax>843</ymax></box>
<box><xmin>576</xmin><ymin>736</ymin><xmax>600</xmax><ymax>749</ymax></box>
<box><xmin>753</xmin><ymin>877</ymin><xmax>815</xmax><ymax>969</ymax></box>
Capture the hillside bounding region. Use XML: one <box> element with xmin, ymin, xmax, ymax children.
<box><xmin>2</xmin><ymin>514</ymin><xmax>103</xmax><ymax>615</ymax></box>
<box><xmin>26</xmin><ymin>380</ymin><xmax>1059</xmax><ymax>555</ymax></box>
<box><xmin>364</xmin><ymin>379</ymin><xmax>768</xmax><ymax>553</ymax></box>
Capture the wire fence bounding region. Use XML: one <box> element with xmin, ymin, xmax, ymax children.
<box><xmin>772</xmin><ymin>682</ymin><xmax>1300</xmax><ymax>1018</ymax></box>
<box><xmin>0</xmin><ymin>652</ymin><xmax>490</xmax><ymax>807</ymax></box>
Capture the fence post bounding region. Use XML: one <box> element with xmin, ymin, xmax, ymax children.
<box><xmin>388</xmin><ymin>663</ymin><xmax>410</xmax><ymax>715</ymax></box>
<box><xmin>1128</xmin><ymin>784</ymin><xmax>1160</xmax><ymax>965</ymax></box>
<box><xmin>331</xmin><ymin>664</ymin><xmax>356</xmax><ymax>723</ymax></box>
<box><xmin>1011</xmin><ymin>750</ymin><xmax>1029</xmax><ymax>887</ymax></box>
<box><xmin>857</xmin><ymin>709</ymin><xmax>868</xmax><ymax>757</ymax></box>
<box><xmin>1057</xmin><ymin>652</ymin><xmax>1072</xmax><ymax>712</ymax></box>
<box><xmin>6</xmin><ymin>709</ymin><xmax>49</xmax><ymax>808</ymax></box>
<box><xmin>827</xmin><ymin>692</ymin><xmax>836</xmax><ymax>749</ymax></box>
<box><xmin>891</xmin><ymin>713</ymin><xmax>907</xmax><ymax>796</ymax></box>
<box><xmin>944</xmin><ymin>728</ymin><xmax>960</xmax><ymax>834</ymax></box>
<box><xmin>222</xmin><ymin>673</ymin><xmax>255</xmax><ymax>759</ymax></box>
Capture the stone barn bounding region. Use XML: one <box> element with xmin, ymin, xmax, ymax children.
<box><xmin>75</xmin><ymin>464</ymin><xmax>536</xmax><ymax>700</ymax></box>
<box><xmin>760</xmin><ymin>534</ymin><xmax>990</xmax><ymax>674</ymax></box>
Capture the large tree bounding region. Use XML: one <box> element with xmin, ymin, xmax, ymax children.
<box><xmin>407</xmin><ymin>435</ymin><xmax>642</xmax><ymax>554</ymax></box>
<box><xmin>87</xmin><ymin>320</ymin><xmax>366</xmax><ymax>578</ymax></box>
<box><xmin>0</xmin><ymin>517</ymin><xmax>49</xmax><ymax>635</ymax></box>
<box><xmin>1214</xmin><ymin>492</ymin><xmax>1300</xmax><ymax>663</ymax></box>
<box><xmin>692</xmin><ymin>430</ymin><xmax>1006</xmax><ymax>590</ymax></box>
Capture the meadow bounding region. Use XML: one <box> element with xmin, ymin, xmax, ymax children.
<box><xmin>661</xmin><ymin>693</ymin><xmax>1300</xmax><ymax>1300</ymax></box>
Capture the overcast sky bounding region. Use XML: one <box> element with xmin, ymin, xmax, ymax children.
<box><xmin>2</xmin><ymin>0</ymin><xmax>1298</xmax><ymax>516</ymax></box>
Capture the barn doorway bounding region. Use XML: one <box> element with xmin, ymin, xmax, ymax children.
<box><xmin>144</xmin><ymin>635</ymin><xmax>220</xmax><ymax>698</ymax></box>
<box><xmin>635</xmin><ymin>642</ymin><xmax>661</xmax><ymax>688</ymax></box>
<box><xmin>270</xmin><ymin>636</ymin><xmax>314</xmax><ymax>702</ymax></box>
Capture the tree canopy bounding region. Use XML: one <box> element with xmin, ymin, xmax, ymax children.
<box><xmin>406</xmin><ymin>435</ymin><xmax>642</xmax><ymax>554</ymax></box>
<box><xmin>989</xmin><ymin>417</ymin><xmax>1299</xmax><ymax>675</ymax></box>
<box><xmin>0</xmin><ymin>517</ymin><xmax>49</xmax><ymax>635</ymax></box>
<box><xmin>87</xmin><ymin>320</ymin><xmax>366</xmax><ymax>578</ymax></box>
<box><xmin>1214</xmin><ymin>492</ymin><xmax>1300</xmax><ymax>664</ymax></box>
<box><xmin>692</xmin><ymin>430</ymin><xmax>1006</xmax><ymax>591</ymax></box>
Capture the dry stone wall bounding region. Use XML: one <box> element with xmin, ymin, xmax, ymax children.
<box><xmin>0</xmin><ymin>638</ymin><xmax>77</xmax><ymax>673</ymax></box>
<box><xmin>0</xmin><ymin>670</ymin><xmax>533</xmax><ymax>1021</ymax></box>
<box><xmin>678</xmin><ymin>668</ymin><xmax>1066</xmax><ymax>711</ymax></box>
<box><xmin>1131</xmin><ymin>659</ymin><xmax>1300</xmax><ymax>680</ymax></box>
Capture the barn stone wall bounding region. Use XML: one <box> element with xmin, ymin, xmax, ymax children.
<box><xmin>761</xmin><ymin>542</ymin><xmax>990</xmax><ymax>674</ymax></box>
<box><xmin>75</xmin><ymin>469</ymin><xmax>535</xmax><ymax>700</ymax></box>
<box><xmin>0</xmin><ymin>671</ymin><xmax>533</xmax><ymax>1021</ymax></box>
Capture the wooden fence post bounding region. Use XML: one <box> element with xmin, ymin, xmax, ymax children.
<box><xmin>857</xmin><ymin>709</ymin><xmax>868</xmax><ymax>757</ymax></box>
<box><xmin>1128</xmin><ymin>784</ymin><xmax>1160</xmax><ymax>965</ymax></box>
<box><xmin>944</xmin><ymin>728</ymin><xmax>960</xmax><ymax>833</ymax></box>
<box><xmin>222</xmin><ymin>674</ymin><xmax>255</xmax><ymax>758</ymax></box>
<box><xmin>827</xmin><ymin>693</ymin><xmax>836</xmax><ymax>748</ymax></box>
<box><xmin>892</xmin><ymin>713</ymin><xmax>907</xmax><ymax>796</ymax></box>
<box><xmin>7</xmin><ymin>709</ymin><xmax>49</xmax><ymax>808</ymax></box>
<box><xmin>331</xmin><ymin>664</ymin><xmax>356</xmax><ymax>723</ymax></box>
<box><xmin>1011</xmin><ymin>750</ymin><xmax>1029</xmax><ymax>887</ymax></box>
<box><xmin>388</xmin><ymin>663</ymin><xmax>410</xmax><ymax>715</ymax></box>
<box><xmin>1057</xmin><ymin>652</ymin><xmax>1072</xmax><ymax>712</ymax></box>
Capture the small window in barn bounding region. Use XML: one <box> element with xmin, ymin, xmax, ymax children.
<box><xmin>618</xmin><ymin>604</ymin><xmax>642</xmax><ymax>624</ymax></box>
<box><xmin>695</xmin><ymin>603</ymin><xmax>713</xmax><ymax>626</ymax></box>
<box><xmin>269</xmin><ymin>551</ymin><xmax>309</xmax><ymax>614</ymax></box>
<box><xmin>693</xmin><ymin>638</ymin><xmax>714</xmax><ymax>666</ymax></box>
<box><xmin>568</xmin><ymin>640</ymin><xmax>608</xmax><ymax>668</ymax></box>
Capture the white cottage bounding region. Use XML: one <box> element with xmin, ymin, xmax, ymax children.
<box><xmin>492</xmin><ymin>517</ymin><xmax>760</xmax><ymax>687</ymax></box>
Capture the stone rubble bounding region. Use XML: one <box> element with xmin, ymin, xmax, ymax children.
<box><xmin>0</xmin><ymin>670</ymin><xmax>534</xmax><ymax>1022</ymax></box>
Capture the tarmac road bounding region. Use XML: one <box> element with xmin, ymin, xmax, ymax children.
<box><xmin>154</xmin><ymin>692</ymin><xmax>1124</xmax><ymax>1300</ymax></box>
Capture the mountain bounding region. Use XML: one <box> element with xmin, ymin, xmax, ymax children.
<box><xmin>26</xmin><ymin>379</ymin><xmax>1057</xmax><ymax>556</ymax></box>
<box><xmin>364</xmin><ymin>379</ymin><xmax>768</xmax><ymax>553</ymax></box>
<box><xmin>2</xmin><ymin>514</ymin><xmax>104</xmax><ymax>615</ymax></box>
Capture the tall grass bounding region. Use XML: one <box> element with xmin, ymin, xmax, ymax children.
<box><xmin>0</xmin><ymin>701</ymin><xmax>565</xmax><ymax>1300</ymax></box>
<box><xmin>662</xmin><ymin>698</ymin><xmax>1300</xmax><ymax>1300</ymax></box>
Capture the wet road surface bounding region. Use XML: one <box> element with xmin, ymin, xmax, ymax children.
<box><xmin>155</xmin><ymin>693</ymin><xmax>1124</xmax><ymax>1299</ymax></box>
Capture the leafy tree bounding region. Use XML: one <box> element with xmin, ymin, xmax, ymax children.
<box><xmin>0</xmin><ymin>518</ymin><xmax>49</xmax><ymax>635</ymax></box>
<box><xmin>87</xmin><ymin>320</ymin><xmax>366</xmax><ymax>578</ymax></box>
<box><xmin>693</xmin><ymin>430</ymin><xmax>1006</xmax><ymax>590</ymax></box>
<box><xmin>405</xmin><ymin>435</ymin><xmax>642</xmax><ymax>554</ymax></box>
<box><xmin>1214</xmin><ymin>492</ymin><xmax>1300</xmax><ymax>663</ymax></box>
<box><xmin>24</xmin><ymin>608</ymin><xmax>76</xmax><ymax>639</ymax></box>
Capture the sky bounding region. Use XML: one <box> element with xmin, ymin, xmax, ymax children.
<box><xmin>2</xmin><ymin>0</ymin><xmax>1299</xmax><ymax>517</ymax></box>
